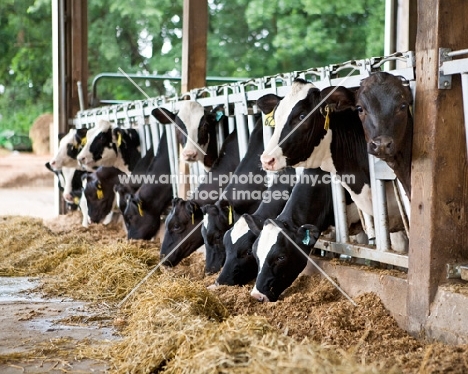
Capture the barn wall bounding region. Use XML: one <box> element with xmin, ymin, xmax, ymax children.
<box><xmin>407</xmin><ymin>0</ymin><xmax>468</xmax><ymax>337</ymax></box>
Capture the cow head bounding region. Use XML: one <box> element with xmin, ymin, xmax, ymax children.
<box><xmin>83</xmin><ymin>166</ymin><xmax>123</xmax><ymax>224</ymax></box>
<box><xmin>250</xmin><ymin>219</ymin><xmax>320</xmax><ymax>302</ymax></box>
<box><xmin>49</xmin><ymin>128</ymin><xmax>88</xmax><ymax>170</ymax></box>
<box><xmin>152</xmin><ymin>102</ymin><xmax>223</xmax><ymax>168</ymax></box>
<box><xmin>160</xmin><ymin>198</ymin><xmax>204</xmax><ymax>266</ymax></box>
<box><xmin>123</xmin><ymin>192</ymin><xmax>161</xmax><ymax>240</ymax></box>
<box><xmin>258</xmin><ymin>79</ymin><xmax>357</xmax><ymax>172</ymax></box>
<box><xmin>77</xmin><ymin>120</ymin><xmax>118</xmax><ymax>171</ymax></box>
<box><xmin>201</xmin><ymin>200</ymin><xmax>234</xmax><ymax>274</ymax></box>
<box><xmin>216</xmin><ymin>214</ymin><xmax>262</xmax><ymax>286</ymax></box>
<box><xmin>356</xmin><ymin>72</ymin><xmax>413</xmax><ymax>162</ymax></box>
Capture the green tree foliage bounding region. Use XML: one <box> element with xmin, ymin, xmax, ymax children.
<box><xmin>0</xmin><ymin>0</ymin><xmax>52</xmax><ymax>133</ymax></box>
<box><xmin>0</xmin><ymin>0</ymin><xmax>384</xmax><ymax>132</ymax></box>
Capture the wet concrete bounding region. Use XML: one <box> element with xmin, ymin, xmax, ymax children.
<box><xmin>0</xmin><ymin>277</ymin><xmax>117</xmax><ymax>373</ymax></box>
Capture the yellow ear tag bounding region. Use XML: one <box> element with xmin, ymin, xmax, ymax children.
<box><xmin>80</xmin><ymin>137</ymin><xmax>87</xmax><ymax>146</ymax></box>
<box><xmin>324</xmin><ymin>105</ymin><xmax>330</xmax><ymax>131</ymax></box>
<box><xmin>117</xmin><ymin>132</ymin><xmax>122</xmax><ymax>147</ymax></box>
<box><xmin>191</xmin><ymin>213</ymin><xmax>195</xmax><ymax>225</ymax></box>
<box><xmin>96</xmin><ymin>183</ymin><xmax>104</xmax><ymax>200</ymax></box>
<box><xmin>264</xmin><ymin>110</ymin><xmax>275</xmax><ymax>127</ymax></box>
<box><xmin>137</xmin><ymin>200</ymin><xmax>144</xmax><ymax>217</ymax></box>
<box><xmin>228</xmin><ymin>205</ymin><xmax>233</xmax><ymax>225</ymax></box>
<box><xmin>73</xmin><ymin>196</ymin><xmax>80</xmax><ymax>205</ymax></box>
<box><xmin>409</xmin><ymin>105</ymin><xmax>413</xmax><ymax>117</ymax></box>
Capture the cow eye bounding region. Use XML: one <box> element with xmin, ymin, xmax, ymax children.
<box><xmin>172</xmin><ymin>224</ymin><xmax>181</xmax><ymax>231</ymax></box>
<box><xmin>399</xmin><ymin>103</ymin><xmax>407</xmax><ymax>111</ymax></box>
<box><xmin>356</xmin><ymin>105</ymin><xmax>364</xmax><ymax>113</ymax></box>
<box><xmin>299</xmin><ymin>113</ymin><xmax>306</xmax><ymax>121</ymax></box>
<box><xmin>277</xmin><ymin>255</ymin><xmax>286</xmax><ymax>262</ymax></box>
<box><xmin>246</xmin><ymin>249</ymin><xmax>252</xmax><ymax>256</ymax></box>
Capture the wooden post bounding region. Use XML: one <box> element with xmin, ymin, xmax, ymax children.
<box><xmin>407</xmin><ymin>0</ymin><xmax>468</xmax><ymax>336</ymax></box>
<box><xmin>181</xmin><ymin>0</ymin><xmax>207</xmax><ymax>94</ymax></box>
<box><xmin>70</xmin><ymin>0</ymin><xmax>88</xmax><ymax>115</ymax></box>
<box><xmin>179</xmin><ymin>0</ymin><xmax>208</xmax><ymax>198</ymax></box>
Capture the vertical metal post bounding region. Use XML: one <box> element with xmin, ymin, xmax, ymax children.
<box><xmin>369</xmin><ymin>155</ymin><xmax>391</xmax><ymax>251</ymax></box>
<box><xmin>461</xmin><ymin>73</ymin><xmax>468</xmax><ymax>160</ymax></box>
<box><xmin>331</xmin><ymin>180</ymin><xmax>349</xmax><ymax>243</ymax></box>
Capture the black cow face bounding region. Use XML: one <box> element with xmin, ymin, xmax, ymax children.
<box><xmin>252</xmin><ymin>220</ymin><xmax>320</xmax><ymax>302</ymax></box>
<box><xmin>201</xmin><ymin>201</ymin><xmax>233</xmax><ymax>274</ymax></box>
<box><xmin>84</xmin><ymin>174</ymin><xmax>115</xmax><ymax>224</ymax></box>
<box><xmin>122</xmin><ymin>193</ymin><xmax>160</xmax><ymax>240</ymax></box>
<box><xmin>216</xmin><ymin>214</ymin><xmax>262</xmax><ymax>286</ymax></box>
<box><xmin>356</xmin><ymin>72</ymin><xmax>413</xmax><ymax>162</ymax></box>
<box><xmin>160</xmin><ymin>198</ymin><xmax>204</xmax><ymax>267</ymax></box>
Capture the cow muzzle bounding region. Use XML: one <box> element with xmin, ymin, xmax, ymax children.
<box><xmin>250</xmin><ymin>286</ymin><xmax>270</xmax><ymax>302</ymax></box>
<box><xmin>369</xmin><ymin>136</ymin><xmax>394</xmax><ymax>158</ymax></box>
<box><xmin>182</xmin><ymin>149</ymin><xmax>198</xmax><ymax>162</ymax></box>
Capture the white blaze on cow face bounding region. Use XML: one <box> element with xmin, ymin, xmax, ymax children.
<box><xmin>261</xmin><ymin>81</ymin><xmax>316</xmax><ymax>171</ymax></box>
<box><xmin>77</xmin><ymin>120</ymin><xmax>117</xmax><ymax>171</ymax></box>
<box><xmin>177</xmin><ymin>101</ymin><xmax>207</xmax><ymax>163</ymax></box>
<box><xmin>295</xmin><ymin>130</ymin><xmax>334</xmax><ymax>171</ymax></box>
<box><xmin>230</xmin><ymin>216</ymin><xmax>250</xmax><ymax>244</ymax></box>
<box><xmin>255</xmin><ymin>223</ymin><xmax>281</xmax><ymax>271</ymax></box>
<box><xmin>49</xmin><ymin>130</ymin><xmax>79</xmax><ymax>169</ymax></box>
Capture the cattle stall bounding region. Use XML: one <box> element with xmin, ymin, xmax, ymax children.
<box><xmin>74</xmin><ymin>51</ymin><xmax>414</xmax><ymax>268</ymax></box>
<box><xmin>69</xmin><ymin>43</ymin><xmax>468</xmax><ymax>343</ymax></box>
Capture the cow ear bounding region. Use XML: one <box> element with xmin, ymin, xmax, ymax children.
<box><xmin>112</xmin><ymin>128</ymin><xmax>124</xmax><ymax>147</ymax></box>
<box><xmin>296</xmin><ymin>224</ymin><xmax>321</xmax><ymax>247</ymax></box>
<box><xmin>152</xmin><ymin>107</ymin><xmax>176</xmax><ymax>124</ymax></box>
<box><xmin>321</xmin><ymin>86</ymin><xmax>356</xmax><ymax>111</ymax></box>
<box><xmin>243</xmin><ymin>214</ymin><xmax>264</xmax><ymax>237</ymax></box>
<box><xmin>257</xmin><ymin>94</ymin><xmax>282</xmax><ymax>115</ymax></box>
<box><xmin>211</xmin><ymin>105</ymin><xmax>225</xmax><ymax>122</ymax></box>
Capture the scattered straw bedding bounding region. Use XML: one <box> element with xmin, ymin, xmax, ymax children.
<box><xmin>0</xmin><ymin>214</ymin><xmax>467</xmax><ymax>373</ymax></box>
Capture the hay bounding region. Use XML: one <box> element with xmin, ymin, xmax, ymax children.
<box><xmin>1</xmin><ymin>216</ymin><xmax>468</xmax><ymax>374</ymax></box>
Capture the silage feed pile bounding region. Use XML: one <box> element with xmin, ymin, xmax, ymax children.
<box><xmin>1</xmin><ymin>215</ymin><xmax>468</xmax><ymax>373</ymax></box>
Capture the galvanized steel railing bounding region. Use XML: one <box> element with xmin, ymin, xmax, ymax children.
<box><xmin>73</xmin><ymin>51</ymin><xmax>416</xmax><ymax>268</ymax></box>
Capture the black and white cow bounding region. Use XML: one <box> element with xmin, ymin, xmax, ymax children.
<box><xmin>216</xmin><ymin>167</ymin><xmax>296</xmax><ymax>286</ymax></box>
<box><xmin>152</xmin><ymin>101</ymin><xmax>228</xmax><ymax>169</ymax></box>
<box><xmin>49</xmin><ymin>128</ymin><xmax>88</xmax><ymax>170</ymax></box>
<box><xmin>77</xmin><ymin>120</ymin><xmax>141</xmax><ymax>174</ymax></box>
<box><xmin>258</xmin><ymin>79</ymin><xmax>372</xmax><ymax>216</ymax></box>
<box><xmin>160</xmin><ymin>129</ymin><xmax>240</xmax><ymax>267</ymax></box>
<box><xmin>201</xmin><ymin>117</ymin><xmax>268</xmax><ymax>274</ymax></box>
<box><xmin>257</xmin><ymin>80</ymin><xmax>407</xmax><ymax>252</ymax></box>
<box><xmin>250</xmin><ymin>168</ymin><xmax>335</xmax><ymax>302</ymax></box>
<box><xmin>117</xmin><ymin>126</ymin><xmax>173</xmax><ymax>240</ymax></box>
<box><xmin>46</xmin><ymin>128</ymin><xmax>89</xmax><ymax>225</ymax></box>
<box><xmin>83</xmin><ymin>166</ymin><xmax>126</xmax><ymax>225</ymax></box>
<box><xmin>356</xmin><ymin>72</ymin><xmax>413</xmax><ymax>198</ymax></box>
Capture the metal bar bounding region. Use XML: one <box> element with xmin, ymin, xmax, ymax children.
<box><xmin>392</xmin><ymin>180</ymin><xmax>410</xmax><ymax>237</ymax></box>
<box><xmin>462</xmin><ymin>73</ymin><xmax>468</xmax><ymax>161</ymax></box>
<box><xmin>369</xmin><ymin>155</ymin><xmax>391</xmax><ymax>251</ymax></box>
<box><xmin>315</xmin><ymin>240</ymin><xmax>408</xmax><ymax>268</ymax></box>
<box><xmin>441</xmin><ymin>57</ymin><xmax>468</xmax><ymax>75</ymax></box>
<box><xmin>331</xmin><ymin>181</ymin><xmax>349</xmax><ymax>243</ymax></box>
<box><xmin>447</xmin><ymin>48</ymin><xmax>468</xmax><ymax>57</ymax></box>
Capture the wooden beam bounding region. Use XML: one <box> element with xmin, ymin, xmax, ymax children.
<box><xmin>181</xmin><ymin>0</ymin><xmax>207</xmax><ymax>94</ymax></box>
<box><xmin>70</xmin><ymin>0</ymin><xmax>88</xmax><ymax>116</ymax></box>
<box><xmin>179</xmin><ymin>0</ymin><xmax>208</xmax><ymax>198</ymax></box>
<box><xmin>407</xmin><ymin>0</ymin><xmax>468</xmax><ymax>336</ymax></box>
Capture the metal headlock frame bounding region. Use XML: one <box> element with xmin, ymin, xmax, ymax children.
<box><xmin>74</xmin><ymin>51</ymin><xmax>416</xmax><ymax>269</ymax></box>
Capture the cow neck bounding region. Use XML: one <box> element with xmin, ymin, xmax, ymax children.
<box><xmin>192</xmin><ymin>130</ymin><xmax>240</xmax><ymax>207</ymax></box>
<box><xmin>252</xmin><ymin>167</ymin><xmax>296</xmax><ymax>219</ymax></box>
<box><xmin>137</xmin><ymin>129</ymin><xmax>172</xmax><ymax>210</ymax></box>
<box><xmin>276</xmin><ymin>168</ymin><xmax>334</xmax><ymax>232</ymax></box>
<box><xmin>223</xmin><ymin>119</ymin><xmax>266</xmax><ymax>214</ymax></box>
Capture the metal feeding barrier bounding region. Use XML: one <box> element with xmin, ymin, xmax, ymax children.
<box><xmin>73</xmin><ymin>51</ymin><xmax>416</xmax><ymax>269</ymax></box>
